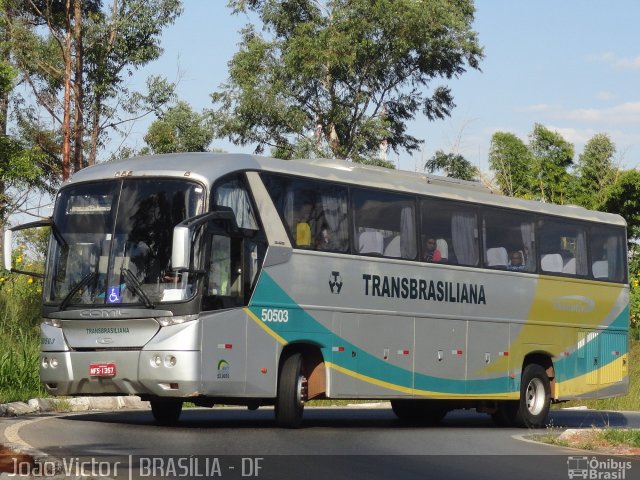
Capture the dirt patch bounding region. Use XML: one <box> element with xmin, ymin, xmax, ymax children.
<box><xmin>0</xmin><ymin>444</ymin><xmax>34</xmax><ymax>474</ymax></box>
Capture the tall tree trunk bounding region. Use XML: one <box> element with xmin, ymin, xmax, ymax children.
<box><xmin>88</xmin><ymin>0</ymin><xmax>119</xmax><ymax>166</ymax></box>
<box><xmin>72</xmin><ymin>0</ymin><xmax>84</xmax><ymax>172</ymax></box>
<box><xmin>88</xmin><ymin>95</ymin><xmax>101</xmax><ymax>166</ymax></box>
<box><xmin>61</xmin><ymin>0</ymin><xmax>73</xmax><ymax>180</ymax></box>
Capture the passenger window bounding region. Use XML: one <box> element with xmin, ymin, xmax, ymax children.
<box><xmin>539</xmin><ymin>219</ymin><xmax>588</xmax><ymax>276</ymax></box>
<box><xmin>421</xmin><ymin>199</ymin><xmax>478</xmax><ymax>266</ymax></box>
<box><xmin>261</xmin><ymin>174</ymin><xmax>349</xmax><ymax>252</ymax></box>
<box><xmin>214</xmin><ymin>176</ymin><xmax>258</xmax><ymax>230</ymax></box>
<box><xmin>482</xmin><ymin>210</ymin><xmax>536</xmax><ymax>272</ymax></box>
<box><xmin>352</xmin><ymin>188</ymin><xmax>417</xmax><ymax>259</ymax></box>
<box><xmin>590</xmin><ymin>226</ymin><xmax>626</xmax><ymax>282</ymax></box>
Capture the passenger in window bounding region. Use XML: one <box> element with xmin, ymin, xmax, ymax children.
<box><xmin>507</xmin><ymin>250</ymin><xmax>525</xmax><ymax>272</ymax></box>
<box><xmin>315</xmin><ymin>225</ymin><xmax>333</xmax><ymax>251</ymax></box>
<box><xmin>423</xmin><ymin>238</ymin><xmax>442</xmax><ymax>262</ymax></box>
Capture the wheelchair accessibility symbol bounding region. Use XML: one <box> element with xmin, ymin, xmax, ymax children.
<box><xmin>107</xmin><ymin>286</ymin><xmax>121</xmax><ymax>304</ymax></box>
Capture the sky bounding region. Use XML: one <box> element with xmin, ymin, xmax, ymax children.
<box><xmin>122</xmin><ymin>0</ymin><xmax>640</xmax><ymax>176</ymax></box>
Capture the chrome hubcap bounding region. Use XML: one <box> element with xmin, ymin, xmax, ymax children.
<box><xmin>296</xmin><ymin>374</ymin><xmax>308</xmax><ymax>407</ymax></box>
<box><xmin>526</xmin><ymin>377</ymin><xmax>545</xmax><ymax>415</ymax></box>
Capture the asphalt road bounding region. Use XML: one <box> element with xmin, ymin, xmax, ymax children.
<box><xmin>4</xmin><ymin>407</ymin><xmax>640</xmax><ymax>480</ymax></box>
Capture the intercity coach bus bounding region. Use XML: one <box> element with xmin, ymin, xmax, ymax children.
<box><xmin>4</xmin><ymin>153</ymin><xmax>629</xmax><ymax>428</ymax></box>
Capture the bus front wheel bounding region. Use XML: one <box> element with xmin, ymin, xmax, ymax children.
<box><xmin>150</xmin><ymin>398</ymin><xmax>183</xmax><ymax>425</ymax></box>
<box><xmin>275</xmin><ymin>353</ymin><xmax>307</xmax><ymax>428</ymax></box>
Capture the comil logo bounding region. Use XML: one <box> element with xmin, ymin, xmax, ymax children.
<box><xmin>329</xmin><ymin>271</ymin><xmax>343</xmax><ymax>294</ymax></box>
<box><xmin>567</xmin><ymin>456</ymin><xmax>632</xmax><ymax>479</ymax></box>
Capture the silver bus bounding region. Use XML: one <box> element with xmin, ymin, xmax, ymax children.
<box><xmin>5</xmin><ymin>153</ymin><xmax>629</xmax><ymax>428</ymax></box>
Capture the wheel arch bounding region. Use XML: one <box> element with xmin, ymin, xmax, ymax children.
<box><xmin>279</xmin><ymin>342</ymin><xmax>326</xmax><ymax>400</ymax></box>
<box><xmin>522</xmin><ymin>351</ymin><xmax>556</xmax><ymax>400</ymax></box>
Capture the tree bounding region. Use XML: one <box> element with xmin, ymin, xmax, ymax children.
<box><xmin>212</xmin><ymin>0</ymin><xmax>483</xmax><ymax>162</ymax></box>
<box><xmin>425</xmin><ymin>149</ymin><xmax>477</xmax><ymax>181</ymax></box>
<box><xmin>600</xmin><ymin>169</ymin><xmax>640</xmax><ymax>244</ymax></box>
<box><xmin>83</xmin><ymin>0</ymin><xmax>183</xmax><ymax>166</ymax></box>
<box><xmin>573</xmin><ymin>133</ymin><xmax>617</xmax><ymax>209</ymax></box>
<box><xmin>3</xmin><ymin>0</ymin><xmax>183</xmax><ymax>179</ymax></box>
<box><xmin>142</xmin><ymin>101</ymin><xmax>215</xmax><ymax>154</ymax></box>
<box><xmin>488</xmin><ymin>132</ymin><xmax>533</xmax><ymax>197</ymax></box>
<box><xmin>528</xmin><ymin>124</ymin><xmax>573</xmax><ymax>204</ymax></box>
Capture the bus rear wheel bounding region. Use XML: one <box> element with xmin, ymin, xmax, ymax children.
<box><xmin>150</xmin><ymin>398</ymin><xmax>183</xmax><ymax>425</ymax></box>
<box><xmin>518</xmin><ymin>364</ymin><xmax>551</xmax><ymax>428</ymax></box>
<box><xmin>275</xmin><ymin>353</ymin><xmax>308</xmax><ymax>428</ymax></box>
<box><xmin>391</xmin><ymin>400</ymin><xmax>449</xmax><ymax>425</ymax></box>
<box><xmin>492</xmin><ymin>364</ymin><xmax>551</xmax><ymax>428</ymax></box>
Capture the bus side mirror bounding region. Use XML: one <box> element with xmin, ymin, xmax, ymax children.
<box><xmin>4</xmin><ymin>229</ymin><xmax>12</xmax><ymax>271</ymax></box>
<box><xmin>171</xmin><ymin>226</ymin><xmax>190</xmax><ymax>271</ymax></box>
<box><xmin>3</xmin><ymin>218</ymin><xmax>54</xmax><ymax>275</ymax></box>
<box><xmin>171</xmin><ymin>209</ymin><xmax>237</xmax><ymax>272</ymax></box>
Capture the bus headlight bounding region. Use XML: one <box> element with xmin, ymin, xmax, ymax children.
<box><xmin>43</xmin><ymin>319</ymin><xmax>62</xmax><ymax>328</ymax></box>
<box><xmin>157</xmin><ymin>315</ymin><xmax>198</xmax><ymax>327</ymax></box>
<box><xmin>151</xmin><ymin>355</ymin><xmax>163</xmax><ymax>368</ymax></box>
<box><xmin>164</xmin><ymin>355</ymin><xmax>177</xmax><ymax>367</ymax></box>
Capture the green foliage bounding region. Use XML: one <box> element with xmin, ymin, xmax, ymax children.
<box><xmin>574</xmin><ymin>133</ymin><xmax>617</xmax><ymax>209</ymax></box>
<box><xmin>0</xmin><ymin>59</ymin><xmax>15</xmax><ymax>94</ymax></box>
<box><xmin>425</xmin><ymin>149</ymin><xmax>478</xmax><ymax>181</ymax></box>
<box><xmin>214</xmin><ymin>0</ymin><xmax>483</xmax><ymax>161</ymax></box>
<box><xmin>529</xmin><ymin>123</ymin><xmax>574</xmax><ymax>204</ymax></box>
<box><xmin>488</xmin><ymin>132</ymin><xmax>533</xmax><ymax>197</ymax></box>
<box><xmin>143</xmin><ymin>101</ymin><xmax>215</xmax><ymax>154</ymax></box>
<box><xmin>600</xmin><ymin>169</ymin><xmax>640</xmax><ymax>242</ymax></box>
<box><xmin>0</xmin><ymin>245</ymin><xmax>45</xmax><ymax>403</ymax></box>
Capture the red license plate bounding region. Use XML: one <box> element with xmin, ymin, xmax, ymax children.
<box><xmin>89</xmin><ymin>363</ymin><xmax>116</xmax><ymax>377</ymax></box>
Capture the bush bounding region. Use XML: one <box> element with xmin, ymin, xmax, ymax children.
<box><xmin>0</xmin><ymin>246</ymin><xmax>46</xmax><ymax>403</ymax></box>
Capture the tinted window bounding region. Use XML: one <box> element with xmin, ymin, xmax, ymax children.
<box><xmin>539</xmin><ymin>219</ymin><xmax>588</xmax><ymax>276</ymax></box>
<box><xmin>483</xmin><ymin>209</ymin><xmax>536</xmax><ymax>272</ymax></box>
<box><xmin>262</xmin><ymin>174</ymin><xmax>349</xmax><ymax>252</ymax></box>
<box><xmin>590</xmin><ymin>226</ymin><xmax>626</xmax><ymax>282</ymax></box>
<box><xmin>421</xmin><ymin>199</ymin><xmax>478</xmax><ymax>266</ymax></box>
<box><xmin>352</xmin><ymin>188</ymin><xmax>417</xmax><ymax>259</ymax></box>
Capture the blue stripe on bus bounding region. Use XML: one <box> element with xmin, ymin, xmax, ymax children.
<box><xmin>250</xmin><ymin>272</ymin><xmax>626</xmax><ymax>395</ymax></box>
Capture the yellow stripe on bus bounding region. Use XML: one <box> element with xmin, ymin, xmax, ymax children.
<box><xmin>245</xmin><ymin>307</ymin><xmax>288</xmax><ymax>345</ymax></box>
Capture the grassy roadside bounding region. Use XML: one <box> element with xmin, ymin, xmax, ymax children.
<box><xmin>0</xmin><ymin>272</ymin><xmax>45</xmax><ymax>404</ymax></box>
<box><xmin>538</xmin><ymin>427</ymin><xmax>640</xmax><ymax>454</ymax></box>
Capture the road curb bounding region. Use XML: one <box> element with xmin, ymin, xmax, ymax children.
<box><xmin>0</xmin><ymin>396</ymin><xmax>150</xmax><ymax>417</ymax></box>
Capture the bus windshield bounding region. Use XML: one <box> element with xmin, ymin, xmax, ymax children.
<box><xmin>44</xmin><ymin>178</ymin><xmax>205</xmax><ymax>307</ymax></box>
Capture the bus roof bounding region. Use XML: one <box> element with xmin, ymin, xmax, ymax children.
<box><xmin>68</xmin><ymin>152</ymin><xmax>626</xmax><ymax>227</ymax></box>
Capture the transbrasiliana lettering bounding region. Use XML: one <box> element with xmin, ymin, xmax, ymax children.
<box><xmin>362</xmin><ymin>274</ymin><xmax>486</xmax><ymax>305</ymax></box>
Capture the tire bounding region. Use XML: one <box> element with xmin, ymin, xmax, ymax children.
<box><xmin>391</xmin><ymin>400</ymin><xmax>449</xmax><ymax>425</ymax></box>
<box><xmin>150</xmin><ymin>398</ymin><xmax>183</xmax><ymax>425</ymax></box>
<box><xmin>517</xmin><ymin>364</ymin><xmax>551</xmax><ymax>428</ymax></box>
<box><xmin>275</xmin><ymin>353</ymin><xmax>307</xmax><ymax>428</ymax></box>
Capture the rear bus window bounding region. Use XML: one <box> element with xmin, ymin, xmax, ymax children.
<box><xmin>590</xmin><ymin>226</ymin><xmax>626</xmax><ymax>282</ymax></box>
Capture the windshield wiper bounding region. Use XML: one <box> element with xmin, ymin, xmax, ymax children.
<box><xmin>59</xmin><ymin>271</ymin><xmax>97</xmax><ymax>311</ymax></box>
<box><xmin>121</xmin><ymin>268</ymin><xmax>155</xmax><ymax>309</ymax></box>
